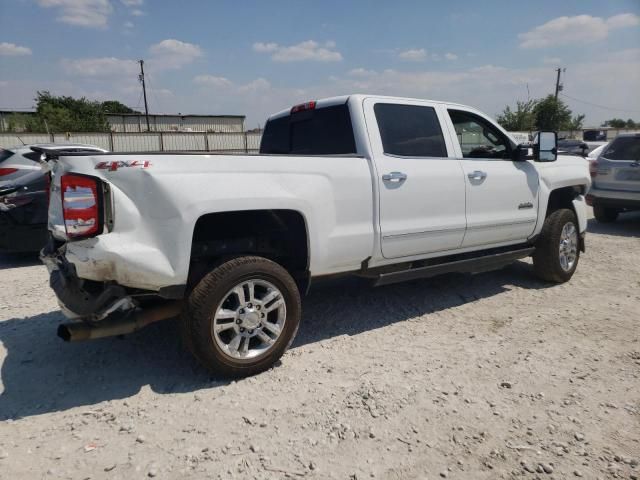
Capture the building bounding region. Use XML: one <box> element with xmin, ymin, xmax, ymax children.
<box><xmin>106</xmin><ymin>114</ymin><xmax>245</xmax><ymax>133</ymax></box>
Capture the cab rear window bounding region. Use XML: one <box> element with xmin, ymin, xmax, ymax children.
<box><xmin>260</xmin><ymin>104</ymin><xmax>357</xmax><ymax>155</ymax></box>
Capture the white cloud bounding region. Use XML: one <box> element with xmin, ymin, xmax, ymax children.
<box><xmin>519</xmin><ymin>13</ymin><xmax>640</xmax><ymax>48</ymax></box>
<box><xmin>193</xmin><ymin>75</ymin><xmax>234</xmax><ymax>88</ymax></box>
<box><xmin>444</xmin><ymin>52</ymin><xmax>458</xmax><ymax>61</ymax></box>
<box><xmin>120</xmin><ymin>0</ymin><xmax>143</xmax><ymax>6</ymax></box>
<box><xmin>542</xmin><ymin>56</ymin><xmax>562</xmax><ymax>65</ymax></box>
<box><xmin>37</xmin><ymin>0</ymin><xmax>113</xmax><ymax>28</ymax></box>
<box><xmin>606</xmin><ymin>13</ymin><xmax>640</xmax><ymax>29</ymax></box>
<box><xmin>0</xmin><ymin>42</ymin><xmax>32</xmax><ymax>56</ymax></box>
<box><xmin>348</xmin><ymin>68</ymin><xmax>376</xmax><ymax>77</ymax></box>
<box><xmin>149</xmin><ymin>39</ymin><xmax>203</xmax><ymax>69</ymax></box>
<box><xmin>61</xmin><ymin>57</ymin><xmax>139</xmax><ymax>76</ymax></box>
<box><xmin>193</xmin><ymin>75</ymin><xmax>271</xmax><ymax>93</ymax></box>
<box><xmin>131</xmin><ymin>9</ymin><xmax>144</xmax><ymax>16</ymax></box>
<box><xmin>252</xmin><ymin>40</ymin><xmax>342</xmax><ymax>62</ymax></box>
<box><xmin>253</xmin><ymin>42</ymin><xmax>278</xmax><ymax>53</ymax></box>
<box><xmin>398</xmin><ymin>48</ymin><xmax>427</xmax><ymax>62</ymax></box>
<box><xmin>123</xmin><ymin>20</ymin><xmax>134</xmax><ymax>28</ymax></box>
<box><xmin>238</xmin><ymin>78</ymin><xmax>271</xmax><ymax>93</ymax></box>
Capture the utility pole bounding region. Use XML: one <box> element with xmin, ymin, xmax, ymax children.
<box><xmin>554</xmin><ymin>67</ymin><xmax>565</xmax><ymax>101</ymax></box>
<box><xmin>139</xmin><ymin>59</ymin><xmax>150</xmax><ymax>132</ymax></box>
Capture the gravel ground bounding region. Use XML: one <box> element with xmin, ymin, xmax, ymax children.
<box><xmin>1</xmin><ymin>211</ymin><xmax>639</xmax><ymax>480</ymax></box>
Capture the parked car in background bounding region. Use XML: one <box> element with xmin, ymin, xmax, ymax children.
<box><xmin>558</xmin><ymin>139</ymin><xmax>589</xmax><ymax>157</ymax></box>
<box><xmin>587</xmin><ymin>133</ymin><xmax>640</xmax><ymax>222</ymax></box>
<box><xmin>0</xmin><ymin>144</ymin><xmax>107</xmax><ymax>253</ymax></box>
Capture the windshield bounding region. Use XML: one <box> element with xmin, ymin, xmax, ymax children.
<box><xmin>602</xmin><ymin>136</ymin><xmax>640</xmax><ymax>161</ymax></box>
<box><xmin>0</xmin><ymin>149</ymin><xmax>15</xmax><ymax>164</ymax></box>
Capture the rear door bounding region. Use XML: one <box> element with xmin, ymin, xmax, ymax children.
<box><xmin>594</xmin><ymin>135</ymin><xmax>640</xmax><ymax>193</ymax></box>
<box><xmin>364</xmin><ymin>98</ymin><xmax>466</xmax><ymax>259</ymax></box>
<box><xmin>444</xmin><ymin>107</ymin><xmax>539</xmax><ymax>248</ymax></box>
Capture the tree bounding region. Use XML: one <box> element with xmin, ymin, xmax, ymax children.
<box><xmin>601</xmin><ymin>118</ymin><xmax>636</xmax><ymax>128</ymax></box>
<box><xmin>33</xmin><ymin>91</ymin><xmax>109</xmax><ymax>132</ymax></box>
<box><xmin>496</xmin><ymin>99</ymin><xmax>537</xmax><ymax>131</ymax></box>
<box><xmin>498</xmin><ymin>95</ymin><xmax>585</xmax><ymax>131</ymax></box>
<box><xmin>101</xmin><ymin>100</ymin><xmax>139</xmax><ymax>114</ymax></box>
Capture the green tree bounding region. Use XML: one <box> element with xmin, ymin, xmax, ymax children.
<box><xmin>101</xmin><ymin>100</ymin><xmax>139</xmax><ymax>114</ymax></box>
<box><xmin>496</xmin><ymin>99</ymin><xmax>537</xmax><ymax>131</ymax></box>
<box><xmin>602</xmin><ymin>118</ymin><xmax>627</xmax><ymax>128</ymax></box>
<box><xmin>531</xmin><ymin>95</ymin><xmax>585</xmax><ymax>131</ymax></box>
<box><xmin>33</xmin><ymin>91</ymin><xmax>109</xmax><ymax>132</ymax></box>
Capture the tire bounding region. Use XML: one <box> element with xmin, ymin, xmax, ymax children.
<box><xmin>181</xmin><ymin>256</ymin><xmax>301</xmax><ymax>377</ymax></box>
<box><xmin>532</xmin><ymin>208</ymin><xmax>580</xmax><ymax>283</ymax></box>
<box><xmin>593</xmin><ymin>204</ymin><xmax>618</xmax><ymax>223</ymax></box>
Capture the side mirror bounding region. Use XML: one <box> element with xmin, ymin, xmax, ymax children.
<box><xmin>533</xmin><ymin>131</ymin><xmax>557</xmax><ymax>162</ymax></box>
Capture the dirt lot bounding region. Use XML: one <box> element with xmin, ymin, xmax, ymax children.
<box><xmin>1</xmin><ymin>212</ymin><xmax>639</xmax><ymax>480</ymax></box>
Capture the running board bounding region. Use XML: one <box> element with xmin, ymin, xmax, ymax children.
<box><xmin>372</xmin><ymin>247</ymin><xmax>535</xmax><ymax>287</ymax></box>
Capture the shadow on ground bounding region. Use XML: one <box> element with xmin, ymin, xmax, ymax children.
<box><xmin>0</xmin><ymin>253</ymin><xmax>41</xmax><ymax>271</ymax></box>
<box><xmin>587</xmin><ymin>211</ymin><xmax>640</xmax><ymax>238</ymax></box>
<box><xmin>0</xmin><ymin>261</ymin><xmax>549</xmax><ymax>420</ymax></box>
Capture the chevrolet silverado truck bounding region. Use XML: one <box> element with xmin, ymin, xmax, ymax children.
<box><xmin>38</xmin><ymin>94</ymin><xmax>590</xmax><ymax>377</ymax></box>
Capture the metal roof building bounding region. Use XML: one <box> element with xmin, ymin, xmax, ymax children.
<box><xmin>106</xmin><ymin>113</ymin><xmax>245</xmax><ymax>133</ymax></box>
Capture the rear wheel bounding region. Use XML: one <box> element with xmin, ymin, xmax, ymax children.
<box><xmin>181</xmin><ymin>256</ymin><xmax>301</xmax><ymax>377</ymax></box>
<box><xmin>533</xmin><ymin>208</ymin><xmax>580</xmax><ymax>283</ymax></box>
<box><xmin>593</xmin><ymin>204</ymin><xmax>618</xmax><ymax>223</ymax></box>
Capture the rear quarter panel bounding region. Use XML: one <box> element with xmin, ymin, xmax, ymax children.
<box><xmin>52</xmin><ymin>153</ymin><xmax>374</xmax><ymax>290</ymax></box>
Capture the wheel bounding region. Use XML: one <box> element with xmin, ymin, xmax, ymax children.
<box><xmin>593</xmin><ymin>205</ymin><xmax>618</xmax><ymax>223</ymax></box>
<box><xmin>532</xmin><ymin>208</ymin><xmax>580</xmax><ymax>283</ymax></box>
<box><xmin>181</xmin><ymin>256</ymin><xmax>301</xmax><ymax>377</ymax></box>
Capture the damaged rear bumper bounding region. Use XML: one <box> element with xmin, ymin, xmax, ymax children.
<box><xmin>41</xmin><ymin>240</ymin><xmax>182</xmax><ymax>340</ymax></box>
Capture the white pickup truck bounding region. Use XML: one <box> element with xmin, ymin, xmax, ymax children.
<box><xmin>39</xmin><ymin>94</ymin><xmax>590</xmax><ymax>377</ymax></box>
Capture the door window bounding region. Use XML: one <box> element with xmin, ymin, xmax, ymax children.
<box><xmin>448</xmin><ymin>110</ymin><xmax>512</xmax><ymax>159</ymax></box>
<box><xmin>374</xmin><ymin>103</ymin><xmax>447</xmax><ymax>157</ymax></box>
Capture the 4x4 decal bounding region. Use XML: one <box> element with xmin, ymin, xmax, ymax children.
<box><xmin>95</xmin><ymin>160</ymin><xmax>152</xmax><ymax>171</ymax></box>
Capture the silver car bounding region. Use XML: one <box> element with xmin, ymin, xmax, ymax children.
<box><xmin>587</xmin><ymin>133</ymin><xmax>640</xmax><ymax>222</ymax></box>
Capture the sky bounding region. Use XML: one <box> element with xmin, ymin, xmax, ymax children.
<box><xmin>0</xmin><ymin>0</ymin><xmax>639</xmax><ymax>128</ymax></box>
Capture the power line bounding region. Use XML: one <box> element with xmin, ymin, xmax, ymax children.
<box><xmin>560</xmin><ymin>92</ymin><xmax>640</xmax><ymax>114</ymax></box>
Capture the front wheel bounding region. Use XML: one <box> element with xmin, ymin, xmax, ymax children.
<box><xmin>532</xmin><ymin>208</ymin><xmax>580</xmax><ymax>283</ymax></box>
<box><xmin>181</xmin><ymin>256</ymin><xmax>301</xmax><ymax>377</ymax></box>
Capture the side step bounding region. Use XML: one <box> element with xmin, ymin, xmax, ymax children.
<box><xmin>373</xmin><ymin>247</ymin><xmax>535</xmax><ymax>287</ymax></box>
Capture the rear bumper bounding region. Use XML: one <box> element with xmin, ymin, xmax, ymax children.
<box><xmin>587</xmin><ymin>187</ymin><xmax>640</xmax><ymax>210</ymax></box>
<box><xmin>41</xmin><ymin>241</ymin><xmax>132</xmax><ymax>320</ymax></box>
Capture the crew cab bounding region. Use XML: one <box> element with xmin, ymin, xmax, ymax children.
<box><xmin>39</xmin><ymin>95</ymin><xmax>590</xmax><ymax>377</ymax></box>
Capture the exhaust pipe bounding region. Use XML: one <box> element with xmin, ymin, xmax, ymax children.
<box><xmin>58</xmin><ymin>301</ymin><xmax>182</xmax><ymax>342</ymax></box>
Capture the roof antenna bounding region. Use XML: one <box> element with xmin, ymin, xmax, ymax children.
<box><xmin>15</xmin><ymin>135</ymin><xmax>25</xmax><ymax>146</ymax></box>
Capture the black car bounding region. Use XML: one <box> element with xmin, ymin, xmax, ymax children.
<box><xmin>557</xmin><ymin>139</ymin><xmax>589</xmax><ymax>157</ymax></box>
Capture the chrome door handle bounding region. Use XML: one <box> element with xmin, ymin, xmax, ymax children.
<box><xmin>382</xmin><ymin>171</ymin><xmax>407</xmax><ymax>182</ymax></box>
<box><xmin>467</xmin><ymin>170</ymin><xmax>487</xmax><ymax>181</ymax></box>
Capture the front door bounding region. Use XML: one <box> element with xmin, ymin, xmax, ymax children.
<box><xmin>365</xmin><ymin>99</ymin><xmax>467</xmax><ymax>259</ymax></box>
<box><xmin>445</xmin><ymin>108</ymin><xmax>539</xmax><ymax>248</ymax></box>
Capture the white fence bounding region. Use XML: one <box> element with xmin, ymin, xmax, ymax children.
<box><xmin>0</xmin><ymin>132</ymin><xmax>263</xmax><ymax>153</ymax></box>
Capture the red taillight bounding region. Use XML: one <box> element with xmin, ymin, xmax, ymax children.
<box><xmin>589</xmin><ymin>160</ymin><xmax>598</xmax><ymax>178</ymax></box>
<box><xmin>61</xmin><ymin>174</ymin><xmax>101</xmax><ymax>238</ymax></box>
<box><xmin>291</xmin><ymin>101</ymin><xmax>316</xmax><ymax>114</ymax></box>
<box><xmin>0</xmin><ymin>168</ymin><xmax>18</xmax><ymax>176</ymax></box>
